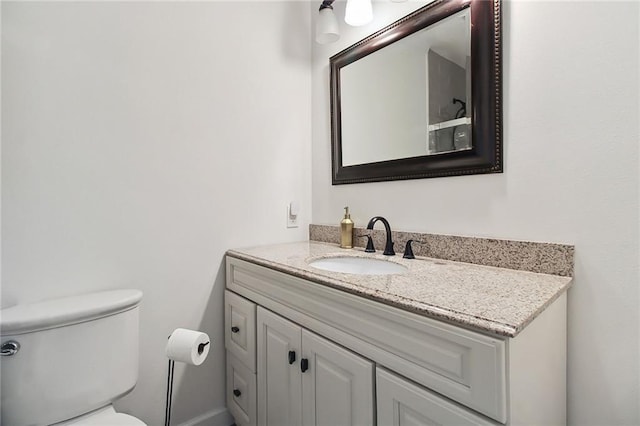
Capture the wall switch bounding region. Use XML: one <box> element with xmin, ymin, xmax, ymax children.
<box><xmin>287</xmin><ymin>202</ymin><xmax>299</xmax><ymax>228</ymax></box>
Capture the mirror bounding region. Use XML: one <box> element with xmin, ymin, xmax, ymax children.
<box><xmin>330</xmin><ymin>0</ymin><xmax>502</xmax><ymax>184</ymax></box>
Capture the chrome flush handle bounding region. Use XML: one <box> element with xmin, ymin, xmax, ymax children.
<box><xmin>1</xmin><ymin>341</ymin><xmax>20</xmax><ymax>356</ymax></box>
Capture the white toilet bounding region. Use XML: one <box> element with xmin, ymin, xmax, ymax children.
<box><xmin>1</xmin><ymin>289</ymin><xmax>147</xmax><ymax>425</ymax></box>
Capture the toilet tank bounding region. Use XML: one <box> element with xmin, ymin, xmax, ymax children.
<box><xmin>0</xmin><ymin>289</ymin><xmax>143</xmax><ymax>426</ymax></box>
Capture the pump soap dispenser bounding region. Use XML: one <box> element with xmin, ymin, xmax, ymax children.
<box><xmin>340</xmin><ymin>206</ymin><xmax>354</xmax><ymax>249</ymax></box>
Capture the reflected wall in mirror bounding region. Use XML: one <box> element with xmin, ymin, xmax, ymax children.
<box><xmin>341</xmin><ymin>8</ymin><xmax>471</xmax><ymax>166</ymax></box>
<box><xmin>330</xmin><ymin>0</ymin><xmax>502</xmax><ymax>184</ymax></box>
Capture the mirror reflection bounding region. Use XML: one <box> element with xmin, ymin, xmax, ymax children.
<box><xmin>340</xmin><ymin>8</ymin><xmax>471</xmax><ymax>167</ymax></box>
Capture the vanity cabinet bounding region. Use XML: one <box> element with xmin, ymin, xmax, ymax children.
<box><xmin>225</xmin><ymin>255</ymin><xmax>567</xmax><ymax>426</ymax></box>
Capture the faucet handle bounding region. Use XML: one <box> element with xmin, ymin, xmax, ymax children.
<box><xmin>358</xmin><ymin>234</ymin><xmax>376</xmax><ymax>253</ymax></box>
<box><xmin>403</xmin><ymin>240</ymin><xmax>423</xmax><ymax>259</ymax></box>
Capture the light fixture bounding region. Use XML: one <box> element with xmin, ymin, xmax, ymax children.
<box><xmin>345</xmin><ymin>0</ymin><xmax>373</xmax><ymax>27</ymax></box>
<box><xmin>316</xmin><ymin>0</ymin><xmax>340</xmax><ymax>44</ymax></box>
<box><xmin>315</xmin><ymin>0</ymin><xmax>381</xmax><ymax>44</ymax></box>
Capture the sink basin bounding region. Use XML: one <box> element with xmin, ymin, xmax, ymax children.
<box><xmin>308</xmin><ymin>256</ymin><xmax>408</xmax><ymax>275</ymax></box>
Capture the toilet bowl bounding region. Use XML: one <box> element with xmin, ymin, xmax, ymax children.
<box><xmin>55</xmin><ymin>405</ymin><xmax>146</xmax><ymax>425</ymax></box>
<box><xmin>0</xmin><ymin>290</ymin><xmax>146</xmax><ymax>426</ymax></box>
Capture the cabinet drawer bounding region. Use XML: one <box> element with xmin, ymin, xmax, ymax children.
<box><xmin>377</xmin><ymin>367</ymin><xmax>498</xmax><ymax>426</ymax></box>
<box><xmin>225</xmin><ymin>290</ymin><xmax>256</xmax><ymax>371</ymax></box>
<box><xmin>227</xmin><ymin>352</ymin><xmax>257</xmax><ymax>426</ymax></box>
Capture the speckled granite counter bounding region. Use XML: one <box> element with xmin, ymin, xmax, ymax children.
<box><xmin>226</xmin><ymin>241</ymin><xmax>573</xmax><ymax>337</ymax></box>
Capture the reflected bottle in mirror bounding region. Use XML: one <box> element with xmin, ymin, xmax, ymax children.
<box><xmin>453</xmin><ymin>123</ymin><xmax>470</xmax><ymax>150</ymax></box>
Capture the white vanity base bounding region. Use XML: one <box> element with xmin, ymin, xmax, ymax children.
<box><xmin>225</xmin><ymin>256</ymin><xmax>566</xmax><ymax>426</ymax></box>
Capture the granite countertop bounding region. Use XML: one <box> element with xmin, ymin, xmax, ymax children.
<box><xmin>226</xmin><ymin>241</ymin><xmax>573</xmax><ymax>337</ymax></box>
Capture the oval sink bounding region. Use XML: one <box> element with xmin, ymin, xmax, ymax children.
<box><xmin>308</xmin><ymin>256</ymin><xmax>408</xmax><ymax>275</ymax></box>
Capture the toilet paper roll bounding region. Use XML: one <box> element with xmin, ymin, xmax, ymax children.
<box><xmin>166</xmin><ymin>328</ymin><xmax>210</xmax><ymax>366</ymax></box>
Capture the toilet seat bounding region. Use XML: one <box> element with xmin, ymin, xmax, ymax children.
<box><xmin>54</xmin><ymin>405</ymin><xmax>146</xmax><ymax>426</ymax></box>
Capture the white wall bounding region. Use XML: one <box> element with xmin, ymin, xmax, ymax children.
<box><xmin>2</xmin><ymin>2</ymin><xmax>311</xmax><ymax>425</ymax></box>
<box><xmin>312</xmin><ymin>0</ymin><xmax>639</xmax><ymax>424</ymax></box>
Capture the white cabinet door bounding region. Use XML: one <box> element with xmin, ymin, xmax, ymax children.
<box><xmin>301</xmin><ymin>329</ymin><xmax>374</xmax><ymax>426</ymax></box>
<box><xmin>377</xmin><ymin>367</ymin><xmax>497</xmax><ymax>426</ymax></box>
<box><xmin>257</xmin><ymin>307</ymin><xmax>302</xmax><ymax>426</ymax></box>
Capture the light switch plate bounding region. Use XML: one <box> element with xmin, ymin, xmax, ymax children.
<box><xmin>287</xmin><ymin>203</ymin><xmax>299</xmax><ymax>228</ymax></box>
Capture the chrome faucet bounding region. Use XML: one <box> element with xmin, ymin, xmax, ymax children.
<box><xmin>366</xmin><ymin>216</ymin><xmax>395</xmax><ymax>256</ymax></box>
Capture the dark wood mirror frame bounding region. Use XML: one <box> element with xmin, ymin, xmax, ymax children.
<box><xmin>330</xmin><ymin>0</ymin><xmax>502</xmax><ymax>185</ymax></box>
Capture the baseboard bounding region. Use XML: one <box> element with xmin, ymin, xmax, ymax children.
<box><xmin>175</xmin><ymin>407</ymin><xmax>234</xmax><ymax>426</ymax></box>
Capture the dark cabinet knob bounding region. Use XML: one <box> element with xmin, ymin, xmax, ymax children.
<box><xmin>233</xmin><ymin>389</ymin><xmax>241</xmax><ymax>397</ymax></box>
<box><xmin>288</xmin><ymin>350</ymin><xmax>296</xmax><ymax>364</ymax></box>
<box><xmin>231</xmin><ymin>326</ymin><xmax>240</xmax><ymax>333</ymax></box>
<box><xmin>301</xmin><ymin>358</ymin><xmax>309</xmax><ymax>373</ymax></box>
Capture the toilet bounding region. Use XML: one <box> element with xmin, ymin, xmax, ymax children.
<box><xmin>1</xmin><ymin>289</ymin><xmax>147</xmax><ymax>425</ymax></box>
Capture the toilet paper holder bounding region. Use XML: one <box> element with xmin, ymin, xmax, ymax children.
<box><xmin>197</xmin><ymin>341</ymin><xmax>209</xmax><ymax>355</ymax></box>
<box><xmin>165</xmin><ymin>329</ymin><xmax>210</xmax><ymax>426</ymax></box>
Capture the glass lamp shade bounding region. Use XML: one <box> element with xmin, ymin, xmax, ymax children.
<box><xmin>345</xmin><ymin>0</ymin><xmax>373</xmax><ymax>27</ymax></box>
<box><xmin>316</xmin><ymin>7</ymin><xmax>340</xmax><ymax>44</ymax></box>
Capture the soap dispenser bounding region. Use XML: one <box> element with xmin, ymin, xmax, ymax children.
<box><xmin>340</xmin><ymin>206</ymin><xmax>354</xmax><ymax>249</ymax></box>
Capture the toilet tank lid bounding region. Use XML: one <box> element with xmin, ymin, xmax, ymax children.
<box><xmin>1</xmin><ymin>289</ymin><xmax>143</xmax><ymax>335</ymax></box>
